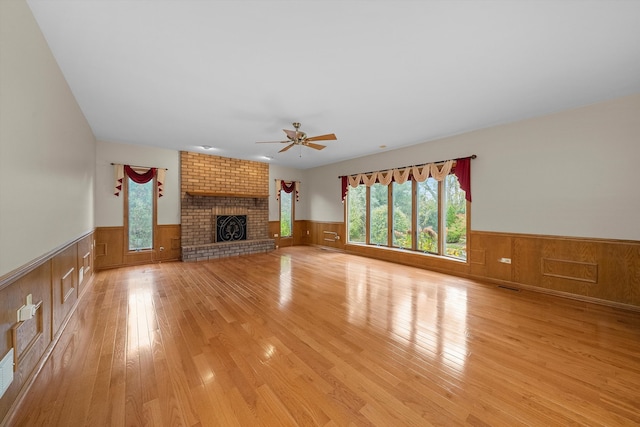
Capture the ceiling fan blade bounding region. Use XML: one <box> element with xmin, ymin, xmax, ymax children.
<box><xmin>305</xmin><ymin>133</ymin><xmax>337</xmax><ymax>142</ymax></box>
<box><xmin>279</xmin><ymin>143</ymin><xmax>295</xmax><ymax>153</ymax></box>
<box><xmin>283</xmin><ymin>129</ymin><xmax>297</xmax><ymax>140</ymax></box>
<box><xmin>256</xmin><ymin>140</ymin><xmax>289</xmax><ymax>144</ymax></box>
<box><xmin>305</xmin><ymin>142</ymin><xmax>326</xmax><ymax>150</ymax></box>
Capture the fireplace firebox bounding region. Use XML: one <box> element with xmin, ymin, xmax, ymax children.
<box><xmin>215</xmin><ymin>215</ymin><xmax>247</xmax><ymax>242</ymax></box>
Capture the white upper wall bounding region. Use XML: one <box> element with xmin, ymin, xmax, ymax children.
<box><xmin>306</xmin><ymin>94</ymin><xmax>640</xmax><ymax>241</ymax></box>
<box><xmin>0</xmin><ymin>0</ymin><xmax>96</xmax><ymax>277</ymax></box>
<box><xmin>95</xmin><ymin>140</ymin><xmax>180</xmax><ymax>226</ymax></box>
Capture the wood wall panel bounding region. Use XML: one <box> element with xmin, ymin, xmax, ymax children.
<box><xmin>51</xmin><ymin>245</ymin><xmax>78</xmax><ymax>336</ymax></box>
<box><xmin>0</xmin><ymin>232</ymin><xmax>94</xmax><ymax>424</ymax></box>
<box><xmin>76</xmin><ymin>234</ymin><xmax>93</xmax><ymax>296</ymax></box>
<box><xmin>157</xmin><ymin>224</ymin><xmax>181</xmax><ymax>261</ymax></box>
<box><xmin>94</xmin><ymin>226</ymin><xmax>124</xmax><ymax>269</ymax></box>
<box><xmin>94</xmin><ymin>225</ymin><xmax>181</xmax><ymax>270</ymax></box>
<box><xmin>0</xmin><ymin>263</ymin><xmax>52</xmax><ymax>423</ymax></box>
<box><xmin>469</xmin><ymin>232</ymin><xmax>512</xmax><ymax>281</ymax></box>
<box><xmin>485</xmin><ymin>231</ymin><xmax>640</xmax><ymax>308</ymax></box>
<box><xmin>310</xmin><ymin>222</ymin><xmax>345</xmax><ymax>251</ymax></box>
<box><xmin>268</xmin><ymin>220</ymin><xmax>311</xmax><ymax>249</ymax></box>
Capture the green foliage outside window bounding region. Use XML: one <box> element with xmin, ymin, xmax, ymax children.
<box><xmin>392</xmin><ymin>181</ymin><xmax>412</xmax><ymax>248</ymax></box>
<box><xmin>128</xmin><ymin>178</ymin><xmax>153</xmax><ymax>250</ymax></box>
<box><xmin>346</xmin><ymin>172</ymin><xmax>467</xmax><ymax>261</ymax></box>
<box><xmin>369</xmin><ymin>184</ymin><xmax>388</xmax><ymax>245</ymax></box>
<box><xmin>348</xmin><ymin>185</ymin><xmax>366</xmax><ymax>243</ymax></box>
<box><xmin>280</xmin><ymin>191</ymin><xmax>293</xmax><ymax>237</ymax></box>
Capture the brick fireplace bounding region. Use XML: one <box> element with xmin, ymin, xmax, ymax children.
<box><xmin>180</xmin><ymin>151</ymin><xmax>275</xmax><ymax>261</ymax></box>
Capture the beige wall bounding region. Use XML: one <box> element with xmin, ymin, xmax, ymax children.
<box><xmin>95</xmin><ymin>140</ymin><xmax>180</xmax><ymax>226</ymax></box>
<box><xmin>0</xmin><ymin>0</ymin><xmax>96</xmax><ymax>277</ymax></box>
<box><xmin>305</xmin><ymin>94</ymin><xmax>640</xmax><ymax>241</ymax></box>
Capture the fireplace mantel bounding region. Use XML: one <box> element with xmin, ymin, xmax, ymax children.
<box><xmin>186</xmin><ymin>191</ymin><xmax>269</xmax><ymax>198</ymax></box>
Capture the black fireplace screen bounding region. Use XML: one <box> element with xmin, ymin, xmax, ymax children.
<box><xmin>215</xmin><ymin>215</ymin><xmax>247</xmax><ymax>242</ymax></box>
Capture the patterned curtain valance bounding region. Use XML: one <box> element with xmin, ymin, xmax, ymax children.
<box><xmin>275</xmin><ymin>179</ymin><xmax>300</xmax><ymax>201</ymax></box>
<box><xmin>113</xmin><ymin>164</ymin><xmax>166</xmax><ymax>198</ymax></box>
<box><xmin>340</xmin><ymin>155</ymin><xmax>474</xmax><ymax>202</ymax></box>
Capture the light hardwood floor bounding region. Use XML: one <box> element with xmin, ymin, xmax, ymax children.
<box><xmin>8</xmin><ymin>246</ymin><xmax>640</xmax><ymax>426</ymax></box>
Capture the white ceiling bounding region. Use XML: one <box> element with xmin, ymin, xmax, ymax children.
<box><xmin>27</xmin><ymin>0</ymin><xmax>640</xmax><ymax>169</ymax></box>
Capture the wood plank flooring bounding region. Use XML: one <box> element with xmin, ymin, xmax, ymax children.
<box><xmin>7</xmin><ymin>246</ymin><xmax>640</xmax><ymax>426</ymax></box>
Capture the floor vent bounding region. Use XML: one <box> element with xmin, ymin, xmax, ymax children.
<box><xmin>497</xmin><ymin>285</ymin><xmax>520</xmax><ymax>292</ymax></box>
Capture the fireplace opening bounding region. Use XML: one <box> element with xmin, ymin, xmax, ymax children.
<box><xmin>215</xmin><ymin>215</ymin><xmax>247</xmax><ymax>242</ymax></box>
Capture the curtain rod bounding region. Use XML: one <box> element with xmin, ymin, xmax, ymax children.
<box><xmin>111</xmin><ymin>163</ymin><xmax>168</xmax><ymax>171</ymax></box>
<box><xmin>337</xmin><ymin>154</ymin><xmax>476</xmax><ymax>179</ymax></box>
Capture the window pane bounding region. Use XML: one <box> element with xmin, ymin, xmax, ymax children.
<box><xmin>417</xmin><ymin>178</ymin><xmax>439</xmax><ymax>253</ymax></box>
<box><xmin>280</xmin><ymin>191</ymin><xmax>293</xmax><ymax>237</ymax></box>
<box><xmin>369</xmin><ymin>183</ymin><xmax>388</xmax><ymax>245</ymax></box>
<box><xmin>128</xmin><ymin>177</ymin><xmax>153</xmax><ymax>250</ymax></box>
<box><xmin>392</xmin><ymin>181</ymin><xmax>412</xmax><ymax>248</ymax></box>
<box><xmin>347</xmin><ymin>185</ymin><xmax>366</xmax><ymax>243</ymax></box>
<box><xmin>443</xmin><ymin>174</ymin><xmax>467</xmax><ymax>260</ymax></box>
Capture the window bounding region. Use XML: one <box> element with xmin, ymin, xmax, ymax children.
<box><xmin>392</xmin><ymin>181</ymin><xmax>412</xmax><ymax>249</ymax></box>
<box><xmin>280</xmin><ymin>190</ymin><xmax>293</xmax><ymax>238</ymax></box>
<box><xmin>417</xmin><ymin>177</ymin><xmax>439</xmax><ymax>253</ymax></box>
<box><xmin>347</xmin><ymin>184</ymin><xmax>366</xmax><ymax>243</ymax></box>
<box><xmin>346</xmin><ymin>166</ymin><xmax>468</xmax><ymax>261</ymax></box>
<box><xmin>126</xmin><ymin>176</ymin><xmax>154</xmax><ymax>251</ymax></box>
<box><xmin>369</xmin><ymin>183</ymin><xmax>388</xmax><ymax>245</ymax></box>
<box><xmin>443</xmin><ymin>174</ymin><xmax>467</xmax><ymax>260</ymax></box>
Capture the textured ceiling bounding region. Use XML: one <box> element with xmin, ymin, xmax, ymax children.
<box><xmin>27</xmin><ymin>0</ymin><xmax>640</xmax><ymax>169</ymax></box>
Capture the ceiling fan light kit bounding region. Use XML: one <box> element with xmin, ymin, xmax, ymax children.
<box><xmin>256</xmin><ymin>122</ymin><xmax>337</xmax><ymax>154</ymax></box>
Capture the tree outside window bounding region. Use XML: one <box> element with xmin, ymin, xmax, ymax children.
<box><xmin>346</xmin><ymin>172</ymin><xmax>467</xmax><ymax>261</ymax></box>
<box><xmin>280</xmin><ymin>190</ymin><xmax>293</xmax><ymax>238</ymax></box>
<box><xmin>127</xmin><ymin>177</ymin><xmax>154</xmax><ymax>250</ymax></box>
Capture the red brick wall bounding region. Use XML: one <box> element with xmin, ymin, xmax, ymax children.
<box><xmin>180</xmin><ymin>151</ymin><xmax>268</xmax><ymax>195</ymax></box>
<box><xmin>180</xmin><ymin>152</ymin><xmax>271</xmax><ymax>249</ymax></box>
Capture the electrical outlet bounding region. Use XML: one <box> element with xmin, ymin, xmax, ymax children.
<box><xmin>274</xmin><ymin>233</ymin><xmax>278</xmax><ymax>238</ymax></box>
<box><xmin>499</xmin><ymin>257</ymin><xmax>512</xmax><ymax>264</ymax></box>
<box><xmin>0</xmin><ymin>348</ymin><xmax>14</xmax><ymax>398</ymax></box>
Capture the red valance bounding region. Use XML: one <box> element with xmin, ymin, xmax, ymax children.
<box><xmin>340</xmin><ymin>155</ymin><xmax>474</xmax><ymax>202</ymax></box>
<box><xmin>453</xmin><ymin>157</ymin><xmax>472</xmax><ymax>202</ymax></box>
<box><xmin>114</xmin><ymin>164</ymin><xmax>164</xmax><ymax>197</ymax></box>
<box><xmin>124</xmin><ymin>165</ymin><xmax>157</xmax><ymax>184</ymax></box>
<box><xmin>275</xmin><ymin>179</ymin><xmax>300</xmax><ymax>201</ymax></box>
<box><xmin>341</xmin><ymin>176</ymin><xmax>349</xmax><ymax>203</ymax></box>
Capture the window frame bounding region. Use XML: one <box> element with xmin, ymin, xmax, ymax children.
<box><xmin>279</xmin><ymin>189</ymin><xmax>295</xmax><ymax>238</ymax></box>
<box><xmin>346</xmin><ymin>173</ymin><xmax>469</xmax><ymax>262</ymax></box>
<box><xmin>123</xmin><ymin>174</ymin><xmax>157</xmax><ymax>253</ymax></box>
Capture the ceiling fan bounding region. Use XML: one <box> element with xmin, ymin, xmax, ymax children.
<box><xmin>256</xmin><ymin>122</ymin><xmax>337</xmax><ymax>153</ymax></box>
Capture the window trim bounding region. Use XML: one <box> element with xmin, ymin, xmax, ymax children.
<box><xmin>279</xmin><ymin>189</ymin><xmax>295</xmax><ymax>238</ymax></box>
<box><xmin>346</xmin><ymin>174</ymin><xmax>469</xmax><ymax>262</ymax></box>
<box><xmin>123</xmin><ymin>175</ymin><xmax>157</xmax><ymax>253</ymax></box>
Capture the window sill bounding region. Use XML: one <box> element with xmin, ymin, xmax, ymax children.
<box><xmin>344</xmin><ymin>242</ymin><xmax>468</xmax><ymax>264</ymax></box>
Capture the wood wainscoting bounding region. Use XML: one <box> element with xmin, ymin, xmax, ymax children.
<box><xmin>0</xmin><ymin>232</ymin><xmax>94</xmax><ymax>425</ymax></box>
<box><xmin>269</xmin><ymin>220</ymin><xmax>344</xmax><ymax>250</ymax></box>
<box><xmin>94</xmin><ymin>224</ymin><xmax>181</xmax><ymax>270</ymax></box>
<box><xmin>470</xmin><ymin>230</ymin><xmax>640</xmax><ymax>308</ymax></box>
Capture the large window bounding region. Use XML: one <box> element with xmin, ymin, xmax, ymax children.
<box><xmin>126</xmin><ymin>176</ymin><xmax>154</xmax><ymax>251</ymax></box>
<box><xmin>346</xmin><ymin>165</ymin><xmax>468</xmax><ymax>261</ymax></box>
<box><xmin>280</xmin><ymin>190</ymin><xmax>293</xmax><ymax>238</ymax></box>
